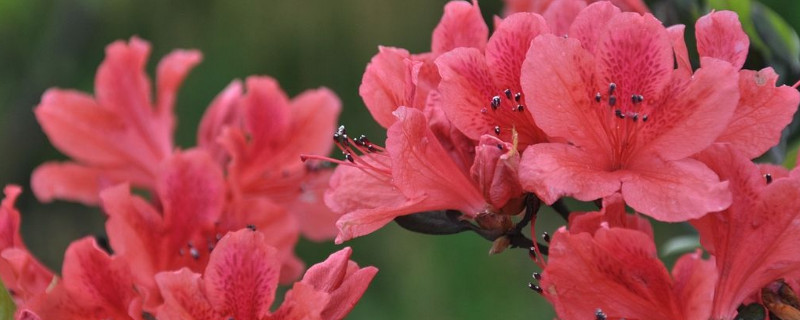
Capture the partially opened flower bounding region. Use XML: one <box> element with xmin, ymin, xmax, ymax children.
<box><xmin>102</xmin><ymin>149</ymin><xmax>302</xmax><ymax>307</ymax></box>
<box><xmin>32</xmin><ymin>37</ymin><xmax>201</xmax><ymax>205</ymax></box>
<box><xmin>519</xmin><ymin>2</ymin><xmax>737</xmax><ymax>221</ymax></box>
<box><xmin>0</xmin><ymin>186</ymin><xmax>55</xmax><ymax>309</ymax></box>
<box><xmin>540</xmin><ymin>225</ymin><xmax>716</xmax><ymax>320</ymax></box>
<box><xmin>155</xmin><ymin>228</ymin><xmax>377</xmax><ymax>320</ymax></box>
<box><xmin>669</xmin><ymin>11</ymin><xmax>800</xmax><ymax>159</ymax></box>
<box><xmin>691</xmin><ymin>145</ymin><xmax>800</xmax><ymax>319</ymax></box>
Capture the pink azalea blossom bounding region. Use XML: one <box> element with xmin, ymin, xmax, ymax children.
<box><xmin>102</xmin><ymin>149</ymin><xmax>302</xmax><ymax>308</ymax></box>
<box><xmin>518</xmin><ymin>2</ymin><xmax>736</xmax><ymax>221</ymax></box>
<box><xmin>691</xmin><ymin>145</ymin><xmax>800</xmax><ymax>319</ymax></box>
<box><xmin>669</xmin><ymin>11</ymin><xmax>800</xmax><ymax>159</ymax></box>
<box><xmin>32</xmin><ymin>37</ymin><xmax>201</xmax><ymax>205</ymax></box>
<box><xmin>155</xmin><ymin>229</ymin><xmax>377</xmax><ymax>320</ymax></box>
<box><xmin>541</xmin><ymin>225</ymin><xmax>716</xmax><ymax>320</ymax></box>
<box><xmin>503</xmin><ymin>0</ymin><xmax>648</xmax><ymax>16</ymax></box>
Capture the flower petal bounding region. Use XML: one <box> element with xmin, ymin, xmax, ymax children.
<box><xmin>621</xmin><ymin>156</ymin><xmax>731</xmax><ymax>222</ymax></box>
<box><xmin>240</xmin><ymin>77</ymin><xmax>292</xmax><ymax>153</ymax></box>
<box><xmin>301</xmin><ymin>248</ymin><xmax>377</xmax><ymax>320</ymax></box>
<box><xmin>155</xmin><ymin>49</ymin><xmax>202</xmax><ymax>121</ymax></box>
<box><xmin>567</xmin><ymin>1</ymin><xmax>621</xmax><ymax>54</ymax></box>
<box><xmin>289</xmin><ymin>169</ymin><xmax>341</xmax><ymax>242</ymax></box>
<box><xmin>666</xmin><ymin>25</ymin><xmax>693</xmax><ymax>75</ymax></box>
<box><xmin>541</xmin><ymin>0</ymin><xmax>585</xmax><ymax>36</ymax></box>
<box><xmin>359</xmin><ymin>46</ymin><xmax>420</xmax><ymax>128</ymax></box>
<box><xmin>716</xmin><ymin>68</ymin><xmax>800</xmax><ymax>158</ymax></box>
<box><xmin>204</xmin><ymin>229</ymin><xmax>280</xmax><ymax>319</ymax></box>
<box><xmin>155</xmin><ymin>269</ymin><xmax>216</xmax><ymax>320</ymax></box>
<box><xmin>519</xmin><ymin>143</ymin><xmax>621</xmax><ymax>204</ymax></box>
<box><xmin>671</xmin><ymin>251</ymin><xmax>717</xmax><ymax>320</ymax></box>
<box><xmin>431</xmin><ymin>0</ymin><xmax>488</xmax><ymax>57</ymax></box>
<box><xmin>197</xmin><ymin>80</ymin><xmax>243</xmax><ymax>165</ymax></box>
<box><xmin>567</xmin><ymin>193</ymin><xmax>653</xmax><ymax>238</ymax></box>
<box><xmin>271</xmin><ymin>282</ymin><xmax>328</xmax><ymax>320</ymax></box>
<box><xmin>696</xmin><ymin>11</ymin><xmax>749</xmax><ymax>69</ymax></box>
<box><xmin>31</xmin><ymin>162</ymin><xmax>118</xmax><ymax>205</ymax></box>
<box><xmin>487</xmin><ymin>13</ymin><xmax>549</xmax><ymax>89</ymax></box>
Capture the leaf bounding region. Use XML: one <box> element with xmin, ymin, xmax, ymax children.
<box><xmin>660</xmin><ymin>234</ymin><xmax>701</xmax><ymax>257</ymax></box>
<box><xmin>0</xmin><ymin>280</ymin><xmax>15</xmax><ymax>320</ymax></box>
<box><xmin>751</xmin><ymin>1</ymin><xmax>800</xmax><ymax>71</ymax></box>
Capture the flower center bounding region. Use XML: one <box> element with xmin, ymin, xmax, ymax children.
<box><xmin>593</xmin><ymin>82</ymin><xmax>653</xmax><ymax>169</ymax></box>
<box><xmin>301</xmin><ymin>125</ymin><xmax>392</xmax><ymax>180</ymax></box>
<box><xmin>484</xmin><ymin>88</ymin><xmax>527</xmax><ymax>138</ymax></box>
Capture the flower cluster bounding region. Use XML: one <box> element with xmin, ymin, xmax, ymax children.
<box><xmin>1</xmin><ymin>38</ymin><xmax>377</xmax><ymax>319</ymax></box>
<box><xmin>321</xmin><ymin>0</ymin><xmax>800</xmax><ymax>319</ymax></box>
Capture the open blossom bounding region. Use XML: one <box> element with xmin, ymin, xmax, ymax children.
<box><xmin>32</xmin><ymin>37</ymin><xmax>200</xmax><ymax>205</ymax></box>
<box><xmin>155</xmin><ymin>229</ymin><xmax>377</xmax><ymax>320</ymax></box>
<box><xmin>670</xmin><ymin>11</ymin><xmax>800</xmax><ymax>159</ymax></box>
<box><xmin>541</xmin><ymin>225</ymin><xmax>716</xmax><ymax>320</ymax></box>
<box><xmin>691</xmin><ymin>145</ymin><xmax>800</xmax><ymax>319</ymax></box>
<box><xmin>518</xmin><ymin>2</ymin><xmax>737</xmax><ymax>222</ymax></box>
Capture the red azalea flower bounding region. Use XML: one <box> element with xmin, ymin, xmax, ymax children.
<box><xmin>691</xmin><ymin>145</ymin><xmax>800</xmax><ymax>319</ymax></box>
<box><xmin>102</xmin><ymin>149</ymin><xmax>302</xmax><ymax>308</ymax></box>
<box><xmin>324</xmin><ymin>107</ymin><xmax>494</xmax><ymax>243</ymax></box>
<box><xmin>32</xmin><ymin>37</ymin><xmax>201</xmax><ymax>205</ymax></box>
<box><xmin>359</xmin><ymin>0</ymin><xmax>487</xmax><ymax>129</ymax></box>
<box><xmin>0</xmin><ymin>186</ymin><xmax>55</xmax><ymax>309</ymax></box>
<box><xmin>518</xmin><ymin>2</ymin><xmax>737</xmax><ymax>221</ymax></box>
<box><xmin>436</xmin><ymin>12</ymin><xmax>550</xmax><ymax>148</ymax></box>
<box><xmin>201</xmin><ymin>77</ymin><xmax>343</xmax><ymax>241</ymax></box>
<box><xmin>155</xmin><ymin>229</ymin><xmax>377</xmax><ymax>320</ymax></box>
<box><xmin>541</xmin><ymin>226</ymin><xmax>716</xmax><ymax>320</ymax></box>
<box><xmin>669</xmin><ymin>11</ymin><xmax>800</xmax><ymax>159</ymax></box>
<box><xmin>503</xmin><ymin>0</ymin><xmax>648</xmax><ymax>16</ymax></box>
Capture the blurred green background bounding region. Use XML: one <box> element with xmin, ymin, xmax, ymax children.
<box><xmin>0</xmin><ymin>0</ymin><xmax>798</xmax><ymax>319</ymax></box>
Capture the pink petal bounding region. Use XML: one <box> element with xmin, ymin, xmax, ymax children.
<box><xmin>594</xmin><ymin>12</ymin><xmax>673</xmax><ymax>105</ymax></box>
<box><xmin>638</xmin><ymin>58</ymin><xmax>740</xmax><ymax>160</ymax></box>
<box><xmin>567</xmin><ymin>1</ymin><xmax>621</xmax><ymax>54</ymax></box>
<box><xmin>241</xmin><ymin>77</ymin><xmax>292</xmax><ymax>153</ymax></box>
<box><xmin>542</xmin><ymin>227</ymin><xmax>688</xmax><ymax>320</ymax></box>
<box><xmin>431</xmin><ymin>0</ymin><xmax>488</xmax><ymax>57</ymax></box>
<box><xmin>519</xmin><ymin>143</ymin><xmax>622</xmax><ymax>204</ymax></box>
<box><xmin>387</xmin><ymin>107</ymin><xmax>485</xmax><ymax>215</ymax></box>
<box><xmin>359</xmin><ymin>46</ymin><xmax>421</xmax><ymax>128</ymax></box>
<box><xmin>521</xmin><ymin>34</ymin><xmax>612</xmax><ymax>150</ymax></box>
<box><xmin>31</xmin><ymin>162</ymin><xmax>114</xmax><ymax>205</ymax></box>
<box><xmin>61</xmin><ymin>237</ymin><xmax>142</xmax><ymax>319</ymax></box>
<box><xmin>487</xmin><ymin>13</ymin><xmax>549</xmax><ymax>89</ymax></box>
<box><xmin>567</xmin><ymin>193</ymin><xmax>653</xmax><ymax>238</ymax></box>
<box><xmin>289</xmin><ymin>169</ymin><xmax>341</xmax><ymax>241</ymax></box>
<box><xmin>95</xmin><ymin>37</ymin><xmax>171</xmax><ymax>162</ymax></box>
<box><xmin>271</xmin><ymin>282</ymin><xmax>328</xmax><ymax>320</ymax></box>
<box><xmin>666</xmin><ymin>25</ymin><xmax>693</xmax><ymax>75</ymax></box>
<box><xmin>542</xmin><ymin>0</ymin><xmax>585</xmax><ymax>36</ymax></box>
<box><xmin>197</xmin><ymin>81</ymin><xmax>243</xmax><ymax>165</ymax></box>
<box><xmin>671</xmin><ymin>251</ymin><xmax>717</xmax><ymax>320</ymax></box>
<box><xmin>154</xmin><ymin>49</ymin><xmax>202</xmax><ymax>138</ymax></box>
<box><xmin>282</xmin><ymin>87</ymin><xmax>341</xmax><ymax>162</ymax></box>
<box><xmin>695</xmin><ymin>11</ymin><xmax>749</xmax><ymax>69</ymax></box>
<box><xmin>622</xmin><ymin>156</ymin><xmax>731</xmax><ymax>222</ymax></box>
<box><xmin>470</xmin><ymin>135</ymin><xmax>523</xmax><ymax>209</ymax></box>
<box><xmin>204</xmin><ymin>229</ymin><xmax>280</xmax><ymax>319</ymax></box>
<box><xmin>155</xmin><ymin>269</ymin><xmax>216</xmax><ymax>320</ymax></box>
<box><xmin>298</xmin><ymin>247</ymin><xmax>377</xmax><ymax>319</ymax></box>
<box><xmin>0</xmin><ymin>185</ymin><xmax>23</xmax><ymax>249</ymax></box>
<box><xmin>606</xmin><ymin>0</ymin><xmax>650</xmax><ymax>14</ymax></box>
<box><xmin>716</xmin><ymin>68</ymin><xmax>800</xmax><ymax>158</ymax></box>
<box><xmin>692</xmin><ymin>145</ymin><xmax>800</xmax><ymax>319</ymax></box>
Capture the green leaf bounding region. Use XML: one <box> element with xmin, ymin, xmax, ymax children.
<box><xmin>0</xmin><ymin>280</ymin><xmax>15</xmax><ymax>320</ymax></box>
<box><xmin>783</xmin><ymin>135</ymin><xmax>800</xmax><ymax>168</ymax></box>
<box><xmin>751</xmin><ymin>1</ymin><xmax>800</xmax><ymax>71</ymax></box>
<box><xmin>660</xmin><ymin>235</ymin><xmax>700</xmax><ymax>257</ymax></box>
<box><xmin>706</xmin><ymin>0</ymin><xmax>769</xmax><ymax>53</ymax></box>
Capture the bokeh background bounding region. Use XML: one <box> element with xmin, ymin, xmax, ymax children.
<box><xmin>0</xmin><ymin>0</ymin><xmax>798</xmax><ymax>319</ymax></box>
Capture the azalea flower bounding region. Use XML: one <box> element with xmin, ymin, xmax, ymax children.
<box><xmin>155</xmin><ymin>229</ymin><xmax>377</xmax><ymax>320</ymax></box>
<box><xmin>0</xmin><ymin>186</ymin><xmax>55</xmax><ymax>313</ymax></box>
<box><xmin>503</xmin><ymin>0</ymin><xmax>648</xmax><ymax>16</ymax></box>
<box><xmin>102</xmin><ymin>149</ymin><xmax>302</xmax><ymax>308</ymax></box>
<box><xmin>518</xmin><ymin>2</ymin><xmax>737</xmax><ymax>221</ymax></box>
<box><xmin>436</xmin><ymin>12</ymin><xmax>550</xmax><ymax>148</ymax></box>
<box><xmin>32</xmin><ymin>37</ymin><xmax>201</xmax><ymax>205</ymax></box>
<box><xmin>670</xmin><ymin>11</ymin><xmax>800</xmax><ymax>159</ymax></box>
<box><xmin>202</xmin><ymin>77</ymin><xmax>343</xmax><ymax>241</ymax></box>
<box><xmin>540</xmin><ymin>224</ymin><xmax>717</xmax><ymax>320</ymax></box>
<box><xmin>691</xmin><ymin>145</ymin><xmax>800</xmax><ymax>319</ymax></box>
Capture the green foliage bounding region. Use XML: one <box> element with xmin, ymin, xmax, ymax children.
<box><xmin>735</xmin><ymin>303</ymin><xmax>766</xmax><ymax>320</ymax></box>
<box><xmin>0</xmin><ymin>280</ymin><xmax>15</xmax><ymax>320</ymax></box>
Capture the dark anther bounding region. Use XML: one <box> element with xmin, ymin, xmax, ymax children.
<box><xmin>344</xmin><ymin>152</ymin><xmax>354</xmax><ymax>163</ymax></box>
<box><xmin>355</xmin><ymin>134</ymin><xmax>371</xmax><ymax>147</ymax></box>
<box><xmin>246</xmin><ymin>224</ymin><xmax>257</xmax><ymax>231</ymax></box>
<box><xmin>642</xmin><ymin>114</ymin><xmax>649</xmax><ymax>122</ymax></box>
<box><xmin>614</xmin><ymin>109</ymin><xmax>624</xmax><ymax>119</ymax></box>
<box><xmin>609</xmin><ymin>95</ymin><xmax>617</xmax><ymax>107</ymax></box>
<box><xmin>494</xmin><ymin>126</ymin><xmax>501</xmax><ymax>135</ymax></box>
<box><xmin>528</xmin><ymin>246</ymin><xmax>537</xmax><ymax>259</ymax></box>
<box><xmin>516</xmin><ymin>104</ymin><xmax>525</xmax><ymax>112</ymax></box>
<box><xmin>188</xmin><ymin>244</ymin><xmax>199</xmax><ymax>260</ymax></box>
<box><xmin>632</xmin><ymin>94</ymin><xmax>644</xmax><ymax>104</ymax></box>
<box><xmin>491</xmin><ymin>96</ymin><xmax>501</xmax><ymax>109</ymax></box>
<box><xmin>514</xmin><ymin>92</ymin><xmax>522</xmax><ymax>102</ymax></box>
<box><xmin>608</xmin><ymin>82</ymin><xmax>616</xmax><ymax>94</ymax></box>
<box><xmin>367</xmin><ymin>144</ymin><xmax>377</xmax><ymax>152</ymax></box>
<box><xmin>504</xmin><ymin>89</ymin><xmax>512</xmax><ymax>99</ymax></box>
<box><xmin>595</xmin><ymin>92</ymin><xmax>602</xmax><ymax>102</ymax></box>
<box><xmin>595</xmin><ymin>309</ymin><xmax>607</xmax><ymax>320</ymax></box>
<box><xmin>632</xmin><ymin>113</ymin><xmax>639</xmax><ymax>121</ymax></box>
<box><xmin>532</xmin><ymin>272</ymin><xmax>542</xmax><ymax>280</ymax></box>
<box><xmin>765</xmin><ymin>173</ymin><xmax>773</xmax><ymax>184</ymax></box>
<box><xmin>497</xmin><ymin>144</ymin><xmax>503</xmax><ymax>150</ymax></box>
<box><xmin>528</xmin><ymin>283</ymin><xmax>543</xmax><ymax>293</ymax></box>
<box><xmin>542</xmin><ymin>232</ymin><xmax>551</xmax><ymax>243</ymax></box>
